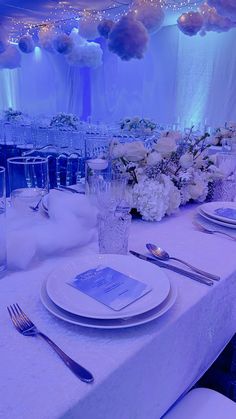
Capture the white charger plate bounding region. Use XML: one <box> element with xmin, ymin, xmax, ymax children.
<box><xmin>46</xmin><ymin>254</ymin><xmax>171</xmax><ymax>320</ymax></box>
<box><xmin>198</xmin><ymin>208</ymin><xmax>236</xmax><ymax>229</ymax></box>
<box><xmin>199</xmin><ymin>202</ymin><xmax>236</xmax><ymax>225</ymax></box>
<box><xmin>41</xmin><ymin>280</ymin><xmax>177</xmax><ymax>329</ymax></box>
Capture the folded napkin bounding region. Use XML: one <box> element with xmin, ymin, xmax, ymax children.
<box><xmin>7</xmin><ymin>191</ymin><xmax>98</xmax><ymax>270</ymax></box>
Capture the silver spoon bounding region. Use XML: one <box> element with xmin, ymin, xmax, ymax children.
<box><xmin>146</xmin><ymin>243</ymin><xmax>220</xmax><ymax>281</ymax></box>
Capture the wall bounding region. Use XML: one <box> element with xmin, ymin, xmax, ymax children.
<box><xmin>0</xmin><ymin>25</ymin><xmax>235</xmax><ymax>127</ymax></box>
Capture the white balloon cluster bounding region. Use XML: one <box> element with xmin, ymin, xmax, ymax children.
<box><xmin>18</xmin><ymin>34</ymin><xmax>35</xmax><ymax>53</ymax></box>
<box><xmin>208</xmin><ymin>0</ymin><xmax>236</xmax><ymax>20</ymax></box>
<box><xmin>177</xmin><ymin>0</ymin><xmax>236</xmax><ymax>37</ymax></box>
<box><xmin>108</xmin><ymin>15</ymin><xmax>148</xmax><ymax>61</ymax></box>
<box><xmin>131</xmin><ymin>0</ymin><xmax>165</xmax><ymax>35</ymax></box>
<box><xmin>199</xmin><ymin>2</ymin><xmax>235</xmax><ymax>35</ymax></box>
<box><xmin>177</xmin><ymin>12</ymin><xmax>204</xmax><ymax>36</ymax></box>
<box><xmin>98</xmin><ymin>0</ymin><xmax>164</xmax><ymax>61</ymax></box>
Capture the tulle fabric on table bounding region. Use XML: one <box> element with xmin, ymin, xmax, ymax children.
<box><xmin>7</xmin><ymin>192</ymin><xmax>98</xmax><ymax>270</ymax></box>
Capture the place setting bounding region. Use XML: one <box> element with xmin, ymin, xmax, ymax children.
<box><xmin>194</xmin><ymin>202</ymin><xmax>236</xmax><ymax>241</ymax></box>
<box><xmin>40</xmin><ymin>253</ymin><xmax>178</xmax><ymax>329</ymax></box>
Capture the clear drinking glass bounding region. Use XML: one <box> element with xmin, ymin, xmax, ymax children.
<box><xmin>8</xmin><ymin>156</ymin><xmax>49</xmax><ymax>211</ymax></box>
<box><xmin>0</xmin><ymin>167</ymin><xmax>6</xmax><ymax>275</ymax></box>
<box><xmin>86</xmin><ymin>161</ymin><xmax>128</xmax><ymax>212</ymax></box>
<box><xmin>211</xmin><ymin>178</ymin><xmax>236</xmax><ymax>202</ymax></box>
<box><xmin>98</xmin><ymin>210</ymin><xmax>132</xmax><ymax>255</ymax></box>
<box><xmin>85</xmin><ymin>158</ymin><xmax>110</xmax><ymax>195</ymax></box>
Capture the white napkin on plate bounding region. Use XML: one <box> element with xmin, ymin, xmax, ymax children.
<box><xmin>7</xmin><ymin>191</ymin><xmax>98</xmax><ymax>270</ymax></box>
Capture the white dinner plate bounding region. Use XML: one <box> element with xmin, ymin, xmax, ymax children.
<box><xmin>198</xmin><ymin>208</ymin><xmax>236</xmax><ymax>229</ymax></box>
<box><xmin>199</xmin><ymin>202</ymin><xmax>236</xmax><ymax>225</ymax></box>
<box><xmin>41</xmin><ymin>280</ymin><xmax>177</xmax><ymax>329</ymax></box>
<box><xmin>46</xmin><ymin>254</ymin><xmax>171</xmax><ymax>320</ymax></box>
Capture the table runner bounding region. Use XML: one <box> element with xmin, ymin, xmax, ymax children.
<box><xmin>0</xmin><ymin>204</ymin><xmax>236</xmax><ymax>419</ymax></box>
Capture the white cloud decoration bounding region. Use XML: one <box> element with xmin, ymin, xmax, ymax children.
<box><xmin>108</xmin><ymin>15</ymin><xmax>148</xmax><ymax>61</ymax></box>
<box><xmin>207</xmin><ymin>0</ymin><xmax>236</xmax><ymax>20</ymax></box>
<box><xmin>53</xmin><ymin>33</ymin><xmax>74</xmax><ymax>54</ymax></box>
<box><xmin>18</xmin><ymin>34</ymin><xmax>35</xmax><ymax>53</ymax></box>
<box><xmin>67</xmin><ymin>34</ymin><xmax>103</xmax><ymax>68</ymax></box>
<box><xmin>177</xmin><ymin>11</ymin><xmax>204</xmax><ymax>36</ymax></box>
<box><xmin>199</xmin><ymin>2</ymin><xmax>235</xmax><ymax>35</ymax></box>
<box><xmin>0</xmin><ymin>45</ymin><xmax>21</xmax><ymax>69</ymax></box>
<box><xmin>132</xmin><ymin>0</ymin><xmax>165</xmax><ymax>34</ymax></box>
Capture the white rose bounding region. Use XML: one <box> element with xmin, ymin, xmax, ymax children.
<box><xmin>208</xmin><ymin>135</ymin><xmax>220</xmax><ymax>146</ymax></box>
<box><xmin>228</xmin><ymin>121</ymin><xmax>236</xmax><ymax>130</ymax></box>
<box><xmin>146</xmin><ymin>151</ymin><xmax>162</xmax><ymax>166</ymax></box>
<box><xmin>220</xmin><ymin>128</ymin><xmax>232</xmax><ymax>138</ymax></box>
<box><xmin>179</xmin><ymin>153</ymin><xmax>194</xmax><ymax>169</ymax></box>
<box><xmin>111</xmin><ymin>143</ymin><xmax>125</xmax><ymax>159</ymax></box>
<box><xmin>123</xmin><ymin>141</ymin><xmax>146</xmax><ymax>162</ymax></box>
<box><xmin>194</xmin><ymin>154</ymin><xmax>207</xmax><ymax>169</ymax></box>
<box><xmin>154</xmin><ymin>136</ymin><xmax>177</xmax><ymax>156</ymax></box>
<box><xmin>188</xmin><ymin>183</ymin><xmax>204</xmax><ymax>200</ymax></box>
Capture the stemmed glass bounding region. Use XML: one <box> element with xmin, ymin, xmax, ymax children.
<box><xmin>86</xmin><ymin>164</ymin><xmax>131</xmax><ymax>254</ymax></box>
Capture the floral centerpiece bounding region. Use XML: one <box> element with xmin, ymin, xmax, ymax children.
<box><xmin>50</xmin><ymin>112</ymin><xmax>79</xmax><ymax>130</ymax></box>
<box><xmin>2</xmin><ymin>108</ymin><xmax>29</xmax><ymax>124</ymax></box>
<box><xmin>120</xmin><ymin>116</ymin><xmax>156</xmax><ymax>136</ymax></box>
<box><xmin>110</xmin><ymin>131</ymin><xmax>222</xmax><ymax>221</ymax></box>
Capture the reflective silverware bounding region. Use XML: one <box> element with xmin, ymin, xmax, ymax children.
<box><xmin>30</xmin><ymin>197</ymin><xmax>43</xmax><ymax>212</ymax></box>
<box><xmin>130</xmin><ymin>250</ymin><xmax>214</xmax><ymax>286</ymax></box>
<box><xmin>56</xmin><ymin>185</ymin><xmax>85</xmax><ymax>194</ymax></box>
<box><xmin>193</xmin><ymin>221</ymin><xmax>236</xmax><ymax>242</ymax></box>
<box><xmin>7</xmin><ymin>303</ymin><xmax>94</xmax><ymax>383</ymax></box>
<box><xmin>146</xmin><ymin>243</ymin><xmax>220</xmax><ymax>281</ymax></box>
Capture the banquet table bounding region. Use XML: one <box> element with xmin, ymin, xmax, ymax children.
<box><xmin>0</xmin><ymin>204</ymin><xmax>236</xmax><ymax>419</ymax></box>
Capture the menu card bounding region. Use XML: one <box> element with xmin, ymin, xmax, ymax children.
<box><xmin>69</xmin><ymin>266</ymin><xmax>152</xmax><ymax>311</ymax></box>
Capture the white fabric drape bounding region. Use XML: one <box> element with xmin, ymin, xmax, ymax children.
<box><xmin>0</xmin><ymin>26</ymin><xmax>235</xmax><ymax>126</ymax></box>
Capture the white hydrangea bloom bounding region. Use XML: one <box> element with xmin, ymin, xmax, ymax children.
<box><xmin>131</xmin><ymin>175</ymin><xmax>180</xmax><ymax>221</ymax></box>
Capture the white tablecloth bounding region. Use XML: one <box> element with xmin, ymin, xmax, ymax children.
<box><xmin>0</xmin><ymin>205</ymin><xmax>236</xmax><ymax>419</ymax></box>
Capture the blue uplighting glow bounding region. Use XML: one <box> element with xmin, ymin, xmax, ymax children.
<box><xmin>0</xmin><ymin>70</ymin><xmax>17</xmax><ymax>108</ymax></box>
<box><xmin>34</xmin><ymin>46</ymin><xmax>42</xmax><ymax>62</ymax></box>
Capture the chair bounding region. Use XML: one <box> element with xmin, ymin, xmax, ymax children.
<box><xmin>163</xmin><ymin>388</ymin><xmax>236</xmax><ymax>419</ymax></box>
<box><xmin>23</xmin><ymin>146</ymin><xmax>83</xmax><ymax>189</ymax></box>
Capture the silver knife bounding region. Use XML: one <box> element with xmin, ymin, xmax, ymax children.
<box><xmin>130</xmin><ymin>250</ymin><xmax>214</xmax><ymax>286</ymax></box>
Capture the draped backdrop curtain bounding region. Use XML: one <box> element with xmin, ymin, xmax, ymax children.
<box><xmin>0</xmin><ymin>25</ymin><xmax>235</xmax><ymax>126</ymax></box>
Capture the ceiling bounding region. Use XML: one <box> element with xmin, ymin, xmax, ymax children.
<box><xmin>0</xmin><ymin>1</ymin><xmax>203</xmax><ymax>33</ymax></box>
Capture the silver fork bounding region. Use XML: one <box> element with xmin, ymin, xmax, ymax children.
<box><xmin>7</xmin><ymin>304</ymin><xmax>94</xmax><ymax>383</ymax></box>
<box><xmin>193</xmin><ymin>221</ymin><xmax>236</xmax><ymax>242</ymax></box>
